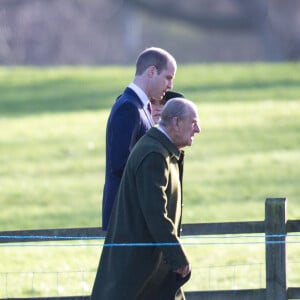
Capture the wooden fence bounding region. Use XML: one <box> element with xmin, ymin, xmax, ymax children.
<box><xmin>1</xmin><ymin>198</ymin><xmax>300</xmax><ymax>300</ymax></box>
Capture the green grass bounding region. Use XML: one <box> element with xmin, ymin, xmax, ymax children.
<box><xmin>0</xmin><ymin>64</ymin><xmax>299</xmax><ymax>297</ymax></box>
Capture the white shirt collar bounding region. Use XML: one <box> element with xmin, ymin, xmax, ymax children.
<box><xmin>128</xmin><ymin>82</ymin><xmax>149</xmax><ymax>106</ymax></box>
<box><xmin>157</xmin><ymin>126</ymin><xmax>173</xmax><ymax>142</ymax></box>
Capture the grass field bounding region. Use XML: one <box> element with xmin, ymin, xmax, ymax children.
<box><xmin>0</xmin><ymin>63</ymin><xmax>299</xmax><ymax>297</ymax></box>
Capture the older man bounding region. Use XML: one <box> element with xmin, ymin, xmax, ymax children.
<box><xmin>92</xmin><ymin>98</ymin><xmax>201</xmax><ymax>300</ymax></box>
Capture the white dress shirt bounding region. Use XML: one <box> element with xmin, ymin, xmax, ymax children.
<box><xmin>128</xmin><ymin>82</ymin><xmax>149</xmax><ymax>107</ymax></box>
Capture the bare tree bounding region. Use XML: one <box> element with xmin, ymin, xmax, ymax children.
<box><xmin>0</xmin><ymin>0</ymin><xmax>299</xmax><ymax>64</ymax></box>
<box><xmin>126</xmin><ymin>0</ymin><xmax>300</xmax><ymax>61</ymax></box>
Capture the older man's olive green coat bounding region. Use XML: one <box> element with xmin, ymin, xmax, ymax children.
<box><xmin>92</xmin><ymin>128</ymin><xmax>190</xmax><ymax>300</ymax></box>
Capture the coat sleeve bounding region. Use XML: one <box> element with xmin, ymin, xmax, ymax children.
<box><xmin>135</xmin><ymin>152</ymin><xmax>189</xmax><ymax>271</ymax></box>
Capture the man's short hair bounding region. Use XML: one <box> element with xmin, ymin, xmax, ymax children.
<box><xmin>159</xmin><ymin>98</ymin><xmax>196</xmax><ymax>127</ymax></box>
<box><xmin>135</xmin><ymin>47</ymin><xmax>176</xmax><ymax>75</ymax></box>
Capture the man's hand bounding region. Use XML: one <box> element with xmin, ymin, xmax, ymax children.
<box><xmin>175</xmin><ymin>264</ymin><xmax>191</xmax><ymax>278</ymax></box>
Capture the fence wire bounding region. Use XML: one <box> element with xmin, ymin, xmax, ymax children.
<box><xmin>1</xmin><ymin>234</ymin><xmax>300</xmax><ymax>298</ymax></box>
<box><xmin>0</xmin><ymin>233</ymin><xmax>300</xmax><ymax>247</ymax></box>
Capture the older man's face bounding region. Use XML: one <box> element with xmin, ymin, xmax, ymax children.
<box><xmin>175</xmin><ymin>108</ymin><xmax>201</xmax><ymax>149</ymax></box>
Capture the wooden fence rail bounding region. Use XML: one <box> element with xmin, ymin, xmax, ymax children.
<box><xmin>1</xmin><ymin>198</ymin><xmax>300</xmax><ymax>300</ymax></box>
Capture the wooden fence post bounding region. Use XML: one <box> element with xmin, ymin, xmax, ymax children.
<box><xmin>265</xmin><ymin>198</ymin><xmax>287</xmax><ymax>300</ymax></box>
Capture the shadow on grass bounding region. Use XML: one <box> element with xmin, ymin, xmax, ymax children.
<box><xmin>182</xmin><ymin>78</ymin><xmax>300</xmax><ymax>100</ymax></box>
<box><xmin>0</xmin><ymin>78</ymin><xmax>122</xmax><ymax>117</ymax></box>
<box><xmin>1</xmin><ymin>77</ymin><xmax>299</xmax><ymax>117</ymax></box>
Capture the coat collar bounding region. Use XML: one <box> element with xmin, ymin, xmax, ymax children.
<box><xmin>128</xmin><ymin>82</ymin><xmax>149</xmax><ymax>107</ymax></box>
<box><xmin>123</xmin><ymin>87</ymin><xmax>154</xmax><ymax>126</ymax></box>
<box><xmin>146</xmin><ymin>127</ymin><xmax>183</xmax><ymax>161</ymax></box>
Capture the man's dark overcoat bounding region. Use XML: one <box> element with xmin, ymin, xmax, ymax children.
<box><xmin>92</xmin><ymin>127</ymin><xmax>190</xmax><ymax>300</ymax></box>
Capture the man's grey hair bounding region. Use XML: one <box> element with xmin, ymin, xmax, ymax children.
<box><xmin>159</xmin><ymin>98</ymin><xmax>197</xmax><ymax>127</ymax></box>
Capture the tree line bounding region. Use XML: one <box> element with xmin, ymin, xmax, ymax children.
<box><xmin>0</xmin><ymin>0</ymin><xmax>299</xmax><ymax>65</ymax></box>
